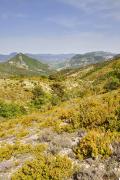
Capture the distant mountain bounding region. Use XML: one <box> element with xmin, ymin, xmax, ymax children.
<box><xmin>0</xmin><ymin>53</ymin><xmax>17</xmax><ymax>62</ymax></box>
<box><xmin>0</xmin><ymin>53</ymin><xmax>52</xmax><ymax>76</ymax></box>
<box><xmin>0</xmin><ymin>53</ymin><xmax>75</xmax><ymax>70</ymax></box>
<box><xmin>27</xmin><ymin>54</ymin><xmax>75</xmax><ymax>69</ymax></box>
<box><xmin>0</xmin><ymin>53</ymin><xmax>74</xmax><ymax>62</ymax></box>
<box><xmin>68</xmin><ymin>51</ymin><xmax>115</xmax><ymax>68</ymax></box>
<box><xmin>27</xmin><ymin>54</ymin><xmax>74</xmax><ymax>63</ymax></box>
<box><xmin>0</xmin><ymin>51</ymin><xmax>116</xmax><ymax>71</ymax></box>
<box><xmin>27</xmin><ymin>52</ymin><xmax>118</xmax><ymax>70</ymax></box>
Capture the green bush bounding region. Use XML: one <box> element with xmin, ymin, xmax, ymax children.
<box><xmin>32</xmin><ymin>86</ymin><xmax>45</xmax><ymax>98</ymax></box>
<box><xmin>104</xmin><ymin>77</ymin><xmax>120</xmax><ymax>91</ymax></box>
<box><xmin>51</xmin><ymin>94</ymin><xmax>61</xmax><ymax>106</ymax></box>
<box><xmin>51</xmin><ymin>83</ymin><xmax>65</xmax><ymax>98</ymax></box>
<box><xmin>0</xmin><ymin>101</ymin><xmax>26</xmax><ymax>118</ymax></box>
<box><xmin>31</xmin><ymin>86</ymin><xmax>50</xmax><ymax>109</ymax></box>
<box><xmin>49</xmin><ymin>73</ymin><xmax>65</xmax><ymax>81</ymax></box>
<box><xmin>102</xmin><ymin>107</ymin><xmax>120</xmax><ymax>132</ymax></box>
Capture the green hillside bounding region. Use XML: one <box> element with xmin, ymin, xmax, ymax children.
<box><xmin>0</xmin><ymin>53</ymin><xmax>53</xmax><ymax>77</ymax></box>
<box><xmin>68</xmin><ymin>51</ymin><xmax>114</xmax><ymax>68</ymax></box>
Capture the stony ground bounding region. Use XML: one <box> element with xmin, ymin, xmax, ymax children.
<box><xmin>0</xmin><ymin>104</ymin><xmax>120</xmax><ymax>179</ymax></box>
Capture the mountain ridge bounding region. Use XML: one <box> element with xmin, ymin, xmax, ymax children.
<box><xmin>67</xmin><ymin>51</ymin><xmax>115</xmax><ymax>68</ymax></box>
<box><xmin>0</xmin><ymin>51</ymin><xmax>117</xmax><ymax>71</ymax></box>
<box><xmin>0</xmin><ymin>53</ymin><xmax>53</xmax><ymax>77</ymax></box>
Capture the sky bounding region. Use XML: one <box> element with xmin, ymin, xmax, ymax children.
<box><xmin>0</xmin><ymin>0</ymin><xmax>120</xmax><ymax>54</ymax></box>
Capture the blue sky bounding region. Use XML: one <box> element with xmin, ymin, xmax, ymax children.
<box><xmin>0</xmin><ymin>0</ymin><xmax>120</xmax><ymax>54</ymax></box>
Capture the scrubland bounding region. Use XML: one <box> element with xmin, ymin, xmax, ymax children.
<box><xmin>0</xmin><ymin>57</ymin><xmax>120</xmax><ymax>180</ymax></box>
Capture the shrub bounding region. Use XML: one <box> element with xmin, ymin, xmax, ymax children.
<box><xmin>32</xmin><ymin>86</ymin><xmax>45</xmax><ymax>98</ymax></box>
<box><xmin>49</xmin><ymin>73</ymin><xmax>65</xmax><ymax>81</ymax></box>
<box><xmin>74</xmin><ymin>94</ymin><xmax>119</xmax><ymax>131</ymax></box>
<box><xmin>0</xmin><ymin>101</ymin><xmax>26</xmax><ymax>118</ymax></box>
<box><xmin>59</xmin><ymin>109</ymin><xmax>80</xmax><ymax>131</ymax></box>
<box><xmin>31</xmin><ymin>86</ymin><xmax>50</xmax><ymax>109</ymax></box>
<box><xmin>104</xmin><ymin>77</ymin><xmax>120</xmax><ymax>91</ymax></box>
<box><xmin>78</xmin><ymin>98</ymin><xmax>109</xmax><ymax>129</ymax></box>
<box><xmin>73</xmin><ymin>130</ymin><xmax>116</xmax><ymax>160</ymax></box>
<box><xmin>51</xmin><ymin>83</ymin><xmax>68</xmax><ymax>102</ymax></box>
<box><xmin>51</xmin><ymin>94</ymin><xmax>61</xmax><ymax>106</ymax></box>
<box><xmin>101</xmin><ymin>106</ymin><xmax>120</xmax><ymax>132</ymax></box>
<box><xmin>32</xmin><ymin>144</ymin><xmax>47</xmax><ymax>158</ymax></box>
<box><xmin>16</xmin><ymin>129</ymin><xmax>29</xmax><ymax>138</ymax></box>
<box><xmin>0</xmin><ymin>143</ymin><xmax>46</xmax><ymax>162</ymax></box>
<box><xmin>0</xmin><ymin>143</ymin><xmax>31</xmax><ymax>161</ymax></box>
<box><xmin>59</xmin><ymin>98</ymin><xmax>110</xmax><ymax>132</ymax></box>
<box><xmin>12</xmin><ymin>155</ymin><xmax>73</xmax><ymax>180</ymax></box>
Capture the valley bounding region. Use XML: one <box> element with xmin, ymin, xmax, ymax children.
<box><xmin>0</xmin><ymin>51</ymin><xmax>115</xmax><ymax>70</ymax></box>
<box><xmin>0</xmin><ymin>54</ymin><xmax>120</xmax><ymax>179</ymax></box>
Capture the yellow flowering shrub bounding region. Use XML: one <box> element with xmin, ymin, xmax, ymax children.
<box><xmin>73</xmin><ymin>130</ymin><xmax>119</xmax><ymax>160</ymax></box>
<box><xmin>12</xmin><ymin>155</ymin><xmax>73</xmax><ymax>180</ymax></box>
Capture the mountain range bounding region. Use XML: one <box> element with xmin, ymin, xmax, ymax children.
<box><xmin>0</xmin><ymin>53</ymin><xmax>74</xmax><ymax>63</ymax></box>
<box><xmin>0</xmin><ymin>51</ymin><xmax>116</xmax><ymax>76</ymax></box>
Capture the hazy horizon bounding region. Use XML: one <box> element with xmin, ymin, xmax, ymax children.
<box><xmin>0</xmin><ymin>50</ymin><xmax>117</xmax><ymax>56</ymax></box>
